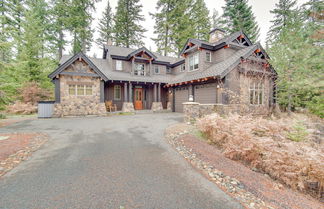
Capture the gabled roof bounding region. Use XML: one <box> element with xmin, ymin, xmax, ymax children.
<box><xmin>126</xmin><ymin>47</ymin><xmax>157</xmax><ymax>60</ymax></box>
<box><xmin>48</xmin><ymin>52</ymin><xmax>109</xmax><ymax>81</ymax></box>
<box><xmin>169</xmin><ymin>45</ymin><xmax>261</xmax><ymax>84</ymax></box>
<box><xmin>179</xmin><ymin>31</ymin><xmax>253</xmax><ymax>56</ymax></box>
<box><xmin>103</xmin><ymin>45</ymin><xmax>183</xmax><ymax>64</ymax></box>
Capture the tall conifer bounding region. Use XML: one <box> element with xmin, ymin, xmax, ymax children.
<box><xmin>96</xmin><ymin>0</ymin><xmax>114</xmax><ymax>47</ymax></box>
<box><xmin>114</xmin><ymin>0</ymin><xmax>146</xmax><ymax>48</ymax></box>
<box><xmin>221</xmin><ymin>0</ymin><xmax>260</xmax><ymax>42</ymax></box>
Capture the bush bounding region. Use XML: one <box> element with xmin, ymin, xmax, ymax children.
<box><xmin>19</xmin><ymin>82</ymin><xmax>52</xmax><ymax>104</ymax></box>
<box><xmin>0</xmin><ymin>113</ymin><xmax>6</xmax><ymax>119</ymax></box>
<box><xmin>197</xmin><ymin>113</ymin><xmax>324</xmax><ymax>199</ymax></box>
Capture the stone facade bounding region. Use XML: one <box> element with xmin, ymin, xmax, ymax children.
<box><xmin>53</xmin><ymin>63</ymin><xmax>106</xmax><ymax>117</ymax></box>
<box><xmin>122</xmin><ymin>102</ymin><xmax>135</xmax><ymax>112</ymax></box>
<box><xmin>151</xmin><ymin>102</ymin><xmax>163</xmax><ymax>112</ymax></box>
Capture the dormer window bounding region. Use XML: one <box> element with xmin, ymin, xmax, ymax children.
<box><xmin>206</xmin><ymin>52</ymin><xmax>211</xmax><ymax>62</ymax></box>
<box><xmin>135</xmin><ymin>63</ymin><xmax>145</xmax><ymax>76</ymax></box>
<box><xmin>116</xmin><ymin>60</ymin><xmax>122</xmax><ymax>71</ymax></box>
<box><xmin>189</xmin><ymin>53</ymin><xmax>199</xmax><ymax>71</ymax></box>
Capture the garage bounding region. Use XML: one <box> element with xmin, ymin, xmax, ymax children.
<box><xmin>174</xmin><ymin>87</ymin><xmax>188</xmax><ymax>112</ymax></box>
<box><xmin>194</xmin><ymin>83</ymin><xmax>217</xmax><ymax>104</ymax></box>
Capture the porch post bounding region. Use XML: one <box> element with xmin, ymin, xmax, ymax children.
<box><xmin>129</xmin><ymin>82</ymin><xmax>133</xmax><ymax>102</ymax></box>
<box><xmin>100</xmin><ymin>80</ymin><xmax>105</xmax><ymax>103</ymax></box>
<box><xmin>158</xmin><ymin>83</ymin><xmax>161</xmax><ymax>102</ymax></box>
<box><xmin>131</xmin><ymin>58</ymin><xmax>135</xmax><ymax>76</ymax></box>
<box><xmin>149</xmin><ymin>60</ymin><xmax>152</xmax><ymax>76</ymax></box>
<box><xmin>124</xmin><ymin>82</ymin><xmax>128</xmax><ymax>102</ymax></box>
<box><xmin>153</xmin><ymin>83</ymin><xmax>157</xmax><ymax>102</ymax></box>
<box><xmin>54</xmin><ymin>78</ymin><xmax>60</xmax><ymax>103</ymax></box>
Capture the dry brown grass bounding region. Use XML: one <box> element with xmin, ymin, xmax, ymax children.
<box><xmin>197</xmin><ymin>113</ymin><xmax>324</xmax><ymax>200</ymax></box>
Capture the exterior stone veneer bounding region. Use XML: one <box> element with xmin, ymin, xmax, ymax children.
<box><xmin>53</xmin><ymin>75</ymin><xmax>106</xmax><ymax>117</ymax></box>
<box><xmin>183</xmin><ymin>102</ymin><xmax>272</xmax><ymax>123</ymax></box>
<box><xmin>151</xmin><ymin>102</ymin><xmax>163</xmax><ymax>112</ymax></box>
<box><xmin>122</xmin><ymin>102</ymin><xmax>135</xmax><ymax>112</ymax></box>
<box><xmin>167</xmin><ymin>102</ymin><xmax>172</xmax><ymax>111</ymax></box>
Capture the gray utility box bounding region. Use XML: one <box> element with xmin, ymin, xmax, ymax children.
<box><xmin>38</xmin><ymin>101</ymin><xmax>55</xmax><ymax>118</ymax></box>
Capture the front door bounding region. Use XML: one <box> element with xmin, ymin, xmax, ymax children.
<box><xmin>134</xmin><ymin>88</ymin><xmax>143</xmax><ymax>110</ymax></box>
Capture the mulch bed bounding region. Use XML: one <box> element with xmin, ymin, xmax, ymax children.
<box><xmin>165</xmin><ymin>124</ymin><xmax>323</xmax><ymax>209</ymax></box>
<box><xmin>0</xmin><ymin>133</ymin><xmax>47</xmax><ymax>177</ymax></box>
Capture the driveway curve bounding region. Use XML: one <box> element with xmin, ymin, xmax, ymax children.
<box><xmin>0</xmin><ymin>113</ymin><xmax>242</xmax><ymax>209</ymax></box>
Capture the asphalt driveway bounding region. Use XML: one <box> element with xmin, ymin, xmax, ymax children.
<box><xmin>0</xmin><ymin>113</ymin><xmax>242</xmax><ymax>209</ymax></box>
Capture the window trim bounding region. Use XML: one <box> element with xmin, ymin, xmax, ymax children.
<box><xmin>249</xmin><ymin>80</ymin><xmax>263</xmax><ymax>105</ymax></box>
<box><xmin>116</xmin><ymin>60</ymin><xmax>122</xmax><ymax>71</ymax></box>
<box><xmin>114</xmin><ymin>85</ymin><xmax>121</xmax><ymax>100</ymax></box>
<box><xmin>206</xmin><ymin>51</ymin><xmax>211</xmax><ymax>62</ymax></box>
<box><xmin>154</xmin><ymin>65</ymin><xmax>160</xmax><ymax>74</ymax></box>
<box><xmin>189</xmin><ymin>53</ymin><xmax>199</xmax><ymax>72</ymax></box>
<box><xmin>134</xmin><ymin>63</ymin><xmax>145</xmax><ymax>76</ymax></box>
<box><xmin>68</xmin><ymin>84</ymin><xmax>93</xmax><ymax>96</ymax></box>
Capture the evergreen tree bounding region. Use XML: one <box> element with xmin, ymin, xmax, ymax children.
<box><xmin>169</xmin><ymin>0</ymin><xmax>194</xmax><ymax>55</ymax></box>
<box><xmin>51</xmin><ymin>0</ymin><xmax>70</xmax><ymax>60</ymax></box>
<box><xmin>211</xmin><ymin>9</ymin><xmax>223</xmax><ymax>29</ymax></box>
<box><xmin>96</xmin><ymin>0</ymin><xmax>114</xmax><ymax>47</ymax></box>
<box><xmin>151</xmin><ymin>0</ymin><xmax>176</xmax><ymax>56</ymax></box>
<box><xmin>68</xmin><ymin>0</ymin><xmax>96</xmax><ymax>53</ymax></box>
<box><xmin>190</xmin><ymin>0</ymin><xmax>211</xmax><ymax>40</ymax></box>
<box><xmin>0</xmin><ymin>0</ymin><xmax>12</xmax><ymax>62</ymax></box>
<box><xmin>267</xmin><ymin>0</ymin><xmax>297</xmax><ymax>45</ymax></box>
<box><xmin>114</xmin><ymin>0</ymin><xmax>146</xmax><ymax>48</ymax></box>
<box><xmin>221</xmin><ymin>0</ymin><xmax>260</xmax><ymax>42</ymax></box>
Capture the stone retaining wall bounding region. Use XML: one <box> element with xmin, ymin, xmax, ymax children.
<box><xmin>183</xmin><ymin>102</ymin><xmax>272</xmax><ymax>123</ymax></box>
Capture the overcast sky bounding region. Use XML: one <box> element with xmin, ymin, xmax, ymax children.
<box><xmin>86</xmin><ymin>0</ymin><xmax>308</xmax><ymax>57</ymax></box>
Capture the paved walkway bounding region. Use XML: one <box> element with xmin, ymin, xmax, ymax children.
<box><xmin>0</xmin><ymin>114</ymin><xmax>242</xmax><ymax>209</ymax></box>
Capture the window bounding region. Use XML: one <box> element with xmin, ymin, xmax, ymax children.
<box><xmin>249</xmin><ymin>81</ymin><xmax>263</xmax><ymax>105</ymax></box>
<box><xmin>69</xmin><ymin>85</ymin><xmax>76</xmax><ymax>95</ymax></box>
<box><xmin>116</xmin><ymin>60</ymin><xmax>122</xmax><ymax>71</ymax></box>
<box><xmin>85</xmin><ymin>85</ymin><xmax>92</xmax><ymax>95</ymax></box>
<box><xmin>180</xmin><ymin>64</ymin><xmax>185</xmax><ymax>72</ymax></box>
<box><xmin>114</xmin><ymin>85</ymin><xmax>121</xmax><ymax>100</ymax></box>
<box><xmin>166</xmin><ymin>67</ymin><xmax>171</xmax><ymax>73</ymax></box>
<box><xmin>154</xmin><ymin>65</ymin><xmax>160</xmax><ymax>74</ymax></box>
<box><xmin>69</xmin><ymin>84</ymin><xmax>92</xmax><ymax>96</ymax></box>
<box><xmin>206</xmin><ymin>52</ymin><xmax>211</xmax><ymax>62</ymax></box>
<box><xmin>189</xmin><ymin>53</ymin><xmax>199</xmax><ymax>71</ymax></box>
<box><xmin>134</xmin><ymin>63</ymin><xmax>145</xmax><ymax>76</ymax></box>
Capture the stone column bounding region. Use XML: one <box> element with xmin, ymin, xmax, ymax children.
<box><xmin>129</xmin><ymin>82</ymin><xmax>133</xmax><ymax>102</ymax></box>
<box><xmin>158</xmin><ymin>83</ymin><xmax>161</xmax><ymax>102</ymax></box>
<box><xmin>124</xmin><ymin>82</ymin><xmax>128</xmax><ymax>102</ymax></box>
<box><xmin>153</xmin><ymin>83</ymin><xmax>157</xmax><ymax>102</ymax></box>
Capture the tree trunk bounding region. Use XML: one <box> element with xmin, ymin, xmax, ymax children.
<box><xmin>58</xmin><ymin>29</ymin><xmax>63</xmax><ymax>60</ymax></box>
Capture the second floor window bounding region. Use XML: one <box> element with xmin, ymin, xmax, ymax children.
<box><xmin>154</xmin><ymin>65</ymin><xmax>160</xmax><ymax>74</ymax></box>
<box><xmin>180</xmin><ymin>64</ymin><xmax>185</xmax><ymax>72</ymax></box>
<box><xmin>206</xmin><ymin>52</ymin><xmax>211</xmax><ymax>62</ymax></box>
<box><xmin>189</xmin><ymin>53</ymin><xmax>199</xmax><ymax>71</ymax></box>
<box><xmin>135</xmin><ymin>63</ymin><xmax>145</xmax><ymax>76</ymax></box>
<box><xmin>116</xmin><ymin>60</ymin><xmax>122</xmax><ymax>71</ymax></box>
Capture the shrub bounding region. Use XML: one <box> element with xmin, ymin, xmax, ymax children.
<box><xmin>287</xmin><ymin>122</ymin><xmax>308</xmax><ymax>142</ymax></box>
<box><xmin>19</xmin><ymin>82</ymin><xmax>52</xmax><ymax>104</ymax></box>
<box><xmin>0</xmin><ymin>113</ymin><xmax>6</xmax><ymax>119</ymax></box>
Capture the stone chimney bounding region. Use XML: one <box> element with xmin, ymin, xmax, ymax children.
<box><xmin>209</xmin><ymin>28</ymin><xmax>225</xmax><ymax>43</ymax></box>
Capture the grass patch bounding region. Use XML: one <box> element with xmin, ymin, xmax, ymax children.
<box><xmin>193</xmin><ymin>130</ymin><xmax>208</xmax><ymax>141</ymax></box>
<box><xmin>287</xmin><ymin>122</ymin><xmax>308</xmax><ymax>142</ymax></box>
<box><xmin>118</xmin><ymin>112</ymin><xmax>134</xmax><ymax>116</ymax></box>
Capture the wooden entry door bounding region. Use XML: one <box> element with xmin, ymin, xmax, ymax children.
<box><xmin>134</xmin><ymin>88</ymin><xmax>143</xmax><ymax>110</ymax></box>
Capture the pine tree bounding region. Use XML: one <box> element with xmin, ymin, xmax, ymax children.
<box><xmin>266</xmin><ymin>0</ymin><xmax>297</xmax><ymax>45</ymax></box>
<box><xmin>169</xmin><ymin>0</ymin><xmax>194</xmax><ymax>55</ymax></box>
<box><xmin>150</xmin><ymin>0</ymin><xmax>176</xmax><ymax>56</ymax></box>
<box><xmin>51</xmin><ymin>0</ymin><xmax>70</xmax><ymax>60</ymax></box>
<box><xmin>68</xmin><ymin>0</ymin><xmax>96</xmax><ymax>53</ymax></box>
<box><xmin>114</xmin><ymin>0</ymin><xmax>146</xmax><ymax>48</ymax></box>
<box><xmin>0</xmin><ymin>0</ymin><xmax>12</xmax><ymax>62</ymax></box>
<box><xmin>96</xmin><ymin>0</ymin><xmax>114</xmax><ymax>47</ymax></box>
<box><xmin>190</xmin><ymin>0</ymin><xmax>211</xmax><ymax>40</ymax></box>
<box><xmin>211</xmin><ymin>9</ymin><xmax>223</xmax><ymax>29</ymax></box>
<box><xmin>221</xmin><ymin>0</ymin><xmax>260</xmax><ymax>42</ymax></box>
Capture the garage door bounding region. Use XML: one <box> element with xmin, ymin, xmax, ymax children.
<box><xmin>194</xmin><ymin>83</ymin><xmax>217</xmax><ymax>104</ymax></box>
<box><xmin>174</xmin><ymin>87</ymin><xmax>188</xmax><ymax>112</ymax></box>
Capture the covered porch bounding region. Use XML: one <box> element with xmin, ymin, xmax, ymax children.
<box><xmin>103</xmin><ymin>80</ymin><xmax>169</xmax><ymax>112</ymax></box>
